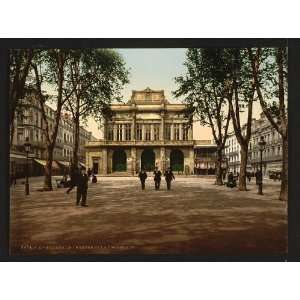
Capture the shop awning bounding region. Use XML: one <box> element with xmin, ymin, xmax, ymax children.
<box><xmin>10</xmin><ymin>153</ymin><xmax>27</xmax><ymax>159</ymax></box>
<box><xmin>57</xmin><ymin>161</ymin><xmax>70</xmax><ymax>167</ymax></box>
<box><xmin>34</xmin><ymin>159</ymin><xmax>60</xmax><ymax>169</ymax></box>
<box><xmin>34</xmin><ymin>159</ymin><xmax>47</xmax><ymax>166</ymax></box>
<box><xmin>52</xmin><ymin>161</ymin><xmax>60</xmax><ymax>169</ymax></box>
<box><xmin>10</xmin><ymin>153</ymin><xmax>27</xmax><ymax>163</ymax></box>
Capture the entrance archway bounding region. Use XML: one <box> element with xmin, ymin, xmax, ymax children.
<box><xmin>92</xmin><ymin>162</ymin><xmax>99</xmax><ymax>174</ymax></box>
<box><xmin>141</xmin><ymin>149</ymin><xmax>155</xmax><ymax>171</ymax></box>
<box><xmin>112</xmin><ymin>149</ymin><xmax>127</xmax><ymax>172</ymax></box>
<box><xmin>170</xmin><ymin>149</ymin><xmax>184</xmax><ymax>172</ymax></box>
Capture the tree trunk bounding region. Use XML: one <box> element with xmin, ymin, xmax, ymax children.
<box><xmin>43</xmin><ymin>145</ymin><xmax>54</xmax><ymax>191</ymax></box>
<box><xmin>280</xmin><ymin>136</ymin><xmax>288</xmax><ymax>201</ymax></box>
<box><xmin>239</xmin><ymin>144</ymin><xmax>248</xmax><ymax>191</ymax></box>
<box><xmin>10</xmin><ymin>120</ymin><xmax>15</xmax><ymax>147</ymax></box>
<box><xmin>215</xmin><ymin>149</ymin><xmax>223</xmax><ymax>185</ymax></box>
<box><xmin>9</xmin><ymin>88</ymin><xmax>18</xmax><ymax>147</ymax></box>
<box><xmin>72</xmin><ymin>113</ymin><xmax>80</xmax><ymax>169</ymax></box>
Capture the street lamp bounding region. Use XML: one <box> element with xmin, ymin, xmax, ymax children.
<box><xmin>24</xmin><ymin>137</ymin><xmax>31</xmax><ymax>195</ymax></box>
<box><xmin>258</xmin><ymin>136</ymin><xmax>266</xmax><ymax>195</ymax></box>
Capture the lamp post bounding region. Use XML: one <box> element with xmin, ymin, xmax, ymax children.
<box><xmin>24</xmin><ymin>137</ymin><xmax>31</xmax><ymax>195</ymax></box>
<box><xmin>258</xmin><ymin>136</ymin><xmax>266</xmax><ymax>195</ymax></box>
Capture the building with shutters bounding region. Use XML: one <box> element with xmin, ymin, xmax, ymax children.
<box><xmin>10</xmin><ymin>92</ymin><xmax>96</xmax><ymax>178</ymax></box>
<box><xmin>224</xmin><ymin>112</ymin><xmax>283</xmax><ymax>176</ymax></box>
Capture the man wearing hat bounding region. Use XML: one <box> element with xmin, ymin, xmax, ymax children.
<box><xmin>76</xmin><ymin>167</ymin><xmax>89</xmax><ymax>207</ymax></box>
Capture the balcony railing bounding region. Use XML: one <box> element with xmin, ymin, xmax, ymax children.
<box><xmin>194</xmin><ymin>140</ymin><xmax>212</xmax><ymax>145</ymax></box>
<box><xmin>31</xmin><ymin>141</ymin><xmax>46</xmax><ymax>149</ymax></box>
<box><xmin>195</xmin><ymin>157</ymin><xmax>216</xmax><ymax>163</ymax></box>
<box><xmin>86</xmin><ymin>139</ymin><xmax>194</xmax><ymax>147</ymax></box>
<box><xmin>250</xmin><ymin>155</ymin><xmax>282</xmax><ymax>163</ymax></box>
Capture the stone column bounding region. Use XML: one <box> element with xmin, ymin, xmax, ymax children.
<box><xmin>151</xmin><ymin>124</ymin><xmax>154</xmax><ymax>141</ymax></box>
<box><xmin>131</xmin><ymin>115</ymin><xmax>136</xmax><ymax>141</ymax></box>
<box><xmin>131</xmin><ymin>147</ymin><xmax>136</xmax><ymax>175</ymax></box>
<box><xmin>179</xmin><ymin>123</ymin><xmax>183</xmax><ymax>140</ymax></box>
<box><xmin>171</xmin><ymin>124</ymin><xmax>174</xmax><ymax>141</ymax></box>
<box><xmin>189</xmin><ymin>147</ymin><xmax>194</xmax><ymax>175</ymax></box>
<box><xmin>160</xmin><ymin>112</ymin><xmax>165</xmax><ymax>140</ymax></box>
<box><xmin>103</xmin><ymin>118</ymin><xmax>107</xmax><ymax>140</ymax></box>
<box><xmin>113</xmin><ymin>123</ymin><xmax>117</xmax><ymax>141</ymax></box>
<box><xmin>142</xmin><ymin>124</ymin><xmax>146</xmax><ymax>141</ymax></box>
<box><xmin>102</xmin><ymin>148</ymin><xmax>108</xmax><ymax>175</ymax></box>
<box><xmin>188</xmin><ymin>125</ymin><xmax>193</xmax><ymax>140</ymax></box>
<box><xmin>120</xmin><ymin>124</ymin><xmax>125</xmax><ymax>141</ymax></box>
<box><xmin>160</xmin><ymin>147</ymin><xmax>166</xmax><ymax>173</ymax></box>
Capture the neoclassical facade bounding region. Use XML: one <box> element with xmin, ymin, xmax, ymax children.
<box><xmin>86</xmin><ymin>88</ymin><xmax>197</xmax><ymax>175</ymax></box>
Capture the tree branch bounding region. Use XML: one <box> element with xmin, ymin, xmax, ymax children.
<box><xmin>32</xmin><ymin>62</ymin><xmax>51</xmax><ymax>144</ymax></box>
<box><xmin>248</xmin><ymin>47</ymin><xmax>281</xmax><ymax>134</ymax></box>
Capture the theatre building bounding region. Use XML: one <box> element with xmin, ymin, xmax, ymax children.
<box><xmin>85</xmin><ymin>88</ymin><xmax>198</xmax><ymax>175</ymax></box>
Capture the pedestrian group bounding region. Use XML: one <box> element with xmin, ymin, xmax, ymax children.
<box><xmin>139</xmin><ymin>166</ymin><xmax>175</xmax><ymax>191</ymax></box>
<box><xmin>65</xmin><ymin>165</ymin><xmax>176</xmax><ymax>207</ymax></box>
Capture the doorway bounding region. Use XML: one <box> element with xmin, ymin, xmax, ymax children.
<box><xmin>170</xmin><ymin>149</ymin><xmax>184</xmax><ymax>172</ymax></box>
<box><xmin>112</xmin><ymin>149</ymin><xmax>127</xmax><ymax>172</ymax></box>
<box><xmin>93</xmin><ymin>162</ymin><xmax>99</xmax><ymax>174</ymax></box>
<box><xmin>141</xmin><ymin>149</ymin><xmax>155</xmax><ymax>171</ymax></box>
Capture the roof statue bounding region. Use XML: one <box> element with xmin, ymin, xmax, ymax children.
<box><xmin>129</xmin><ymin>87</ymin><xmax>169</xmax><ymax>104</ymax></box>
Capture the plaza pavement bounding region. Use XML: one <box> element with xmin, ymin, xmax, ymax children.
<box><xmin>10</xmin><ymin>176</ymin><xmax>287</xmax><ymax>257</ymax></box>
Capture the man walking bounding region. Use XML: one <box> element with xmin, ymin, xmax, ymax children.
<box><xmin>247</xmin><ymin>172</ymin><xmax>251</xmax><ymax>183</ymax></box>
<box><xmin>87</xmin><ymin>168</ymin><xmax>92</xmax><ymax>180</ymax></box>
<box><xmin>66</xmin><ymin>166</ymin><xmax>79</xmax><ymax>194</ymax></box>
<box><xmin>164</xmin><ymin>167</ymin><xmax>175</xmax><ymax>190</ymax></box>
<box><xmin>138</xmin><ymin>169</ymin><xmax>147</xmax><ymax>190</ymax></box>
<box><xmin>153</xmin><ymin>167</ymin><xmax>162</xmax><ymax>190</ymax></box>
<box><xmin>76</xmin><ymin>168</ymin><xmax>89</xmax><ymax>207</ymax></box>
<box><xmin>255</xmin><ymin>169</ymin><xmax>262</xmax><ymax>186</ymax></box>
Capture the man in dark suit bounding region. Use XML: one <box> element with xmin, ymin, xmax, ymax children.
<box><xmin>255</xmin><ymin>169</ymin><xmax>262</xmax><ymax>186</ymax></box>
<box><xmin>76</xmin><ymin>168</ymin><xmax>89</xmax><ymax>207</ymax></box>
<box><xmin>164</xmin><ymin>167</ymin><xmax>175</xmax><ymax>190</ymax></box>
<box><xmin>153</xmin><ymin>167</ymin><xmax>162</xmax><ymax>190</ymax></box>
<box><xmin>66</xmin><ymin>166</ymin><xmax>79</xmax><ymax>194</ymax></box>
<box><xmin>87</xmin><ymin>168</ymin><xmax>92</xmax><ymax>180</ymax></box>
<box><xmin>138</xmin><ymin>169</ymin><xmax>147</xmax><ymax>190</ymax></box>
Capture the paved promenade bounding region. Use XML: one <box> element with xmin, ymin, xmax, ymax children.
<box><xmin>10</xmin><ymin>176</ymin><xmax>287</xmax><ymax>256</ymax></box>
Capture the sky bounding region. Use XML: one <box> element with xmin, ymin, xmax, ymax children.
<box><xmin>118</xmin><ymin>48</ymin><xmax>187</xmax><ymax>101</ymax></box>
<box><xmin>86</xmin><ymin>48</ymin><xmax>263</xmax><ymax>140</ymax></box>
<box><xmin>87</xmin><ymin>48</ymin><xmax>213</xmax><ymax>140</ymax></box>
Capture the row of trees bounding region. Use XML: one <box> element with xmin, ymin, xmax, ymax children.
<box><xmin>9</xmin><ymin>47</ymin><xmax>288</xmax><ymax>200</ymax></box>
<box><xmin>9</xmin><ymin>49</ymin><xmax>129</xmax><ymax>191</ymax></box>
<box><xmin>174</xmin><ymin>47</ymin><xmax>287</xmax><ymax>201</ymax></box>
